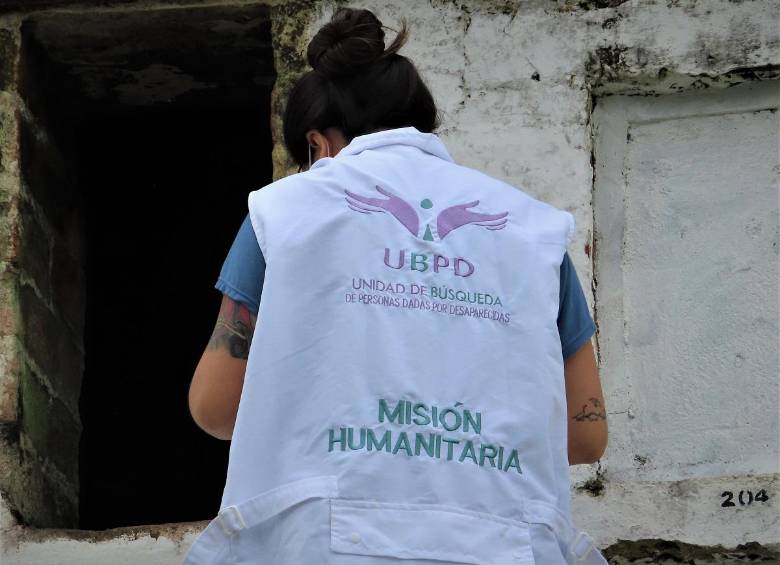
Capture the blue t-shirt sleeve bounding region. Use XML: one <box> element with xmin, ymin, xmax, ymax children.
<box><xmin>215</xmin><ymin>214</ymin><xmax>265</xmax><ymax>314</ymax></box>
<box><xmin>558</xmin><ymin>252</ymin><xmax>596</xmax><ymax>360</ymax></box>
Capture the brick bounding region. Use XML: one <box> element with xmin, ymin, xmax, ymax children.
<box><xmin>0</xmin><ymin>428</ymin><xmax>78</xmax><ymax>529</ymax></box>
<box><xmin>10</xmin><ymin>431</ymin><xmax>79</xmax><ymax>528</ymax></box>
<box><xmin>50</xmin><ymin>240</ymin><xmax>83</xmax><ymax>335</ymax></box>
<box><xmin>19</xmin><ymin>361</ymin><xmax>80</xmax><ymax>488</ymax></box>
<box><xmin>18</xmin><ymin>283</ymin><xmax>82</xmax><ymax>415</ymax></box>
<box><xmin>18</xmin><ymin>198</ymin><xmax>50</xmax><ymax>298</ymax></box>
<box><xmin>17</xmin><ymin>113</ymin><xmax>74</xmax><ymax>233</ymax></box>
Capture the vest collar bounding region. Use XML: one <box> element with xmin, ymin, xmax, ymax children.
<box><xmin>332</xmin><ymin>127</ymin><xmax>454</xmax><ymax>163</ymax></box>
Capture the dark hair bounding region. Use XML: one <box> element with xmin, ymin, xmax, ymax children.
<box><xmin>283</xmin><ymin>7</ymin><xmax>440</xmax><ymax>168</ymax></box>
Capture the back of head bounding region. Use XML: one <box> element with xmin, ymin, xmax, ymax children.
<box><xmin>283</xmin><ymin>7</ymin><xmax>440</xmax><ymax>168</ymax></box>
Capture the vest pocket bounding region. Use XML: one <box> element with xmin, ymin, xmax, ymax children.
<box><xmin>330</xmin><ymin>499</ymin><xmax>536</xmax><ymax>565</ymax></box>
<box><xmin>184</xmin><ymin>476</ymin><xmax>339</xmax><ymax>565</ymax></box>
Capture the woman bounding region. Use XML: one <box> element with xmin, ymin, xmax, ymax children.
<box><xmin>186</xmin><ymin>7</ymin><xmax>608</xmax><ymax>565</ymax></box>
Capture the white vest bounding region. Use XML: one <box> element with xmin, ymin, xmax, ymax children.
<box><xmin>184</xmin><ymin>127</ymin><xmax>607</xmax><ymax>565</ymax></box>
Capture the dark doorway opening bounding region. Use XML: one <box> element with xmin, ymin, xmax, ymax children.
<box><xmin>77</xmin><ymin>101</ymin><xmax>272</xmax><ymax>529</ymax></box>
<box><xmin>19</xmin><ymin>5</ymin><xmax>275</xmax><ymax>529</ymax></box>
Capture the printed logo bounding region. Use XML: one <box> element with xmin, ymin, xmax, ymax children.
<box><xmin>342</xmin><ymin>186</ymin><xmax>513</xmax><ymax>323</ymax></box>
<box><xmin>345</xmin><ymin>185</ymin><xmax>508</xmax><ymax>241</ymax></box>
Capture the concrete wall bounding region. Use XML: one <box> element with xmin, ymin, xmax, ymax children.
<box><xmin>0</xmin><ymin>0</ymin><xmax>778</xmax><ymax>562</ymax></box>
<box><xmin>591</xmin><ymin>78</ymin><xmax>778</xmax><ymax>542</ymax></box>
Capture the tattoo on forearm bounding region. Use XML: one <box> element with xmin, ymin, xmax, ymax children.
<box><xmin>207</xmin><ymin>301</ymin><xmax>257</xmax><ymax>359</ymax></box>
<box><xmin>573</xmin><ymin>398</ymin><xmax>607</xmax><ymax>422</ymax></box>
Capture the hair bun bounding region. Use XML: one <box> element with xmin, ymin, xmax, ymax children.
<box><xmin>307</xmin><ymin>8</ymin><xmax>387</xmax><ymax>78</ymax></box>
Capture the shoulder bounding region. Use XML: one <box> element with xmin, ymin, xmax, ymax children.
<box><xmin>216</xmin><ymin>214</ymin><xmax>265</xmax><ymax>313</ymax></box>
<box><xmin>451</xmin><ymin>163</ymin><xmax>574</xmax><ymax>243</ymax></box>
<box><xmin>248</xmin><ymin>165</ymin><xmax>338</xmax><ymax>210</ymax></box>
<box><xmin>248</xmin><ymin>174</ymin><xmax>302</xmax><ymax>208</ymax></box>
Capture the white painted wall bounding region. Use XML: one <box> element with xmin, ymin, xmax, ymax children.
<box><xmin>0</xmin><ymin>492</ymin><xmax>201</xmax><ymax>564</ymax></box>
<box><xmin>590</xmin><ymin>78</ymin><xmax>779</xmax><ymax>546</ymax></box>
<box><xmin>2</xmin><ymin>0</ymin><xmax>778</xmax><ymax>562</ymax></box>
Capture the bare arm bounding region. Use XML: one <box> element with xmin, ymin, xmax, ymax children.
<box><xmin>564</xmin><ymin>338</ymin><xmax>608</xmax><ymax>464</ymax></box>
<box><xmin>188</xmin><ymin>295</ymin><xmax>257</xmax><ymax>440</ymax></box>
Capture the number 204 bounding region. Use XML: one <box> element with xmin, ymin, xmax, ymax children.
<box><xmin>721</xmin><ymin>489</ymin><xmax>770</xmax><ymax>507</ymax></box>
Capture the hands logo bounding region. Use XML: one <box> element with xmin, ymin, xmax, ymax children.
<box><xmin>345</xmin><ymin>186</ymin><xmax>508</xmax><ymax>241</ymax></box>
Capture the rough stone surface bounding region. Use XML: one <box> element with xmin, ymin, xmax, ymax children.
<box><xmin>573</xmin><ymin>472</ymin><xmax>779</xmax><ymax>550</ymax></box>
<box><xmin>604</xmin><ymin>539</ymin><xmax>780</xmax><ymax>564</ymax></box>
<box><xmin>0</xmin><ymin>333</ymin><xmax>19</xmax><ymax>421</ymax></box>
<box><xmin>0</xmin><ymin>93</ymin><xmax>20</xmax><ymax>262</ymax></box>
<box><xmin>0</xmin><ymin>93</ymin><xmax>20</xmax><ymax>427</ymax></box>
<box><xmin>20</xmin><ymin>4</ymin><xmax>274</xmax><ymax>112</ymax></box>
<box><xmin>0</xmin><ymin>266</ymin><xmax>18</xmax><ymax>341</ymax></box>
<box><xmin>0</xmin><ymin>0</ymin><xmax>169</xmax><ymax>15</ymax></box>
<box><xmin>0</xmin><ymin>20</ymin><xmax>19</xmax><ymax>91</ymax></box>
<box><xmin>1</xmin><ymin>506</ymin><xmax>205</xmax><ymax>564</ymax></box>
<box><xmin>269</xmin><ymin>0</ymin><xmax>318</xmax><ymax>179</ymax></box>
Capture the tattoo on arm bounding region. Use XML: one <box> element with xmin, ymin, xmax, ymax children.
<box><xmin>572</xmin><ymin>398</ymin><xmax>607</xmax><ymax>422</ymax></box>
<box><xmin>207</xmin><ymin>300</ymin><xmax>257</xmax><ymax>359</ymax></box>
